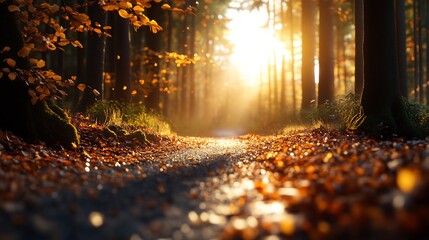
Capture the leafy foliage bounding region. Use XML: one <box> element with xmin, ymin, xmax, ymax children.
<box><xmin>0</xmin><ymin>0</ymin><xmax>164</xmax><ymax>104</ymax></box>
<box><xmin>403</xmin><ymin>99</ymin><xmax>429</xmax><ymax>135</ymax></box>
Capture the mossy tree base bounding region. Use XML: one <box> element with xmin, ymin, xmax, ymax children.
<box><xmin>353</xmin><ymin>97</ymin><xmax>420</xmax><ymax>138</ymax></box>
<box><xmin>0</xmin><ymin>2</ymin><xmax>79</xmax><ymax>148</ymax></box>
<box><xmin>0</xmin><ymin>77</ymin><xmax>79</xmax><ymax>148</ymax></box>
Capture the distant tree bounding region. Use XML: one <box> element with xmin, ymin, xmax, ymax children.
<box><xmin>78</xmin><ymin>3</ymin><xmax>107</xmax><ymax>111</ymax></box>
<box><xmin>301</xmin><ymin>0</ymin><xmax>316</xmax><ymax>110</ymax></box>
<box><xmin>356</xmin><ymin>0</ymin><xmax>417</xmax><ymax>137</ymax></box>
<box><xmin>113</xmin><ymin>15</ymin><xmax>131</xmax><ymax>103</ymax></box>
<box><xmin>289</xmin><ymin>0</ymin><xmax>297</xmax><ymax>115</ymax></box>
<box><xmin>318</xmin><ymin>0</ymin><xmax>334</xmax><ymax>105</ymax></box>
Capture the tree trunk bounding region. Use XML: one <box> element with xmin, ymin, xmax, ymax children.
<box><xmin>0</xmin><ymin>1</ymin><xmax>79</xmax><ymax>147</ymax></box>
<box><xmin>180</xmin><ymin>15</ymin><xmax>189</xmax><ymax>119</ymax></box>
<box><xmin>145</xmin><ymin>2</ymin><xmax>164</xmax><ymax>112</ymax></box>
<box><xmin>289</xmin><ymin>0</ymin><xmax>297</xmax><ymax>115</ymax></box>
<box><xmin>301</xmin><ymin>0</ymin><xmax>316</xmax><ymax>110</ymax></box>
<box><xmin>318</xmin><ymin>0</ymin><xmax>335</xmax><ymax>105</ymax></box>
<box><xmin>114</xmin><ymin>15</ymin><xmax>131</xmax><ymax>103</ymax></box>
<box><xmin>417</xmin><ymin>0</ymin><xmax>424</xmax><ymax>103</ymax></box>
<box><xmin>79</xmin><ymin>3</ymin><xmax>106</xmax><ymax>111</ymax></box>
<box><xmin>354</xmin><ymin>0</ymin><xmax>364</xmax><ymax>96</ymax></box>
<box><xmin>357</xmin><ymin>0</ymin><xmax>416</xmax><ymax>137</ymax></box>
<box><xmin>396</xmin><ymin>0</ymin><xmax>408</xmax><ymax>99</ymax></box>
<box><xmin>189</xmin><ymin>6</ymin><xmax>196</xmax><ymax>118</ymax></box>
<box><xmin>413</xmin><ymin>0</ymin><xmax>419</xmax><ymax>101</ymax></box>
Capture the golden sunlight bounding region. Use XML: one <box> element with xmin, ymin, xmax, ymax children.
<box><xmin>226</xmin><ymin>8</ymin><xmax>288</xmax><ymax>88</ymax></box>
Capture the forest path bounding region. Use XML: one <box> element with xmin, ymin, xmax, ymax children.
<box><xmin>2</xmin><ymin>125</ymin><xmax>429</xmax><ymax>239</ymax></box>
<box><xmin>0</xmin><ymin>136</ymin><xmax>267</xmax><ymax>239</ymax></box>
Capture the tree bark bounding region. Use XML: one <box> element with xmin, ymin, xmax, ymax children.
<box><xmin>357</xmin><ymin>0</ymin><xmax>417</xmax><ymax>137</ymax></box>
<box><xmin>79</xmin><ymin>2</ymin><xmax>106</xmax><ymax>111</ymax></box>
<box><xmin>301</xmin><ymin>0</ymin><xmax>316</xmax><ymax>110</ymax></box>
<box><xmin>145</xmin><ymin>2</ymin><xmax>164</xmax><ymax>112</ymax></box>
<box><xmin>114</xmin><ymin>15</ymin><xmax>131</xmax><ymax>103</ymax></box>
<box><xmin>318</xmin><ymin>0</ymin><xmax>335</xmax><ymax>105</ymax></box>
<box><xmin>354</xmin><ymin>0</ymin><xmax>364</xmax><ymax>96</ymax></box>
<box><xmin>395</xmin><ymin>0</ymin><xmax>408</xmax><ymax>99</ymax></box>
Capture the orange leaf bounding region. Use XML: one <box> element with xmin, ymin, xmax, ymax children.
<box><xmin>37</xmin><ymin>59</ymin><xmax>46</xmax><ymax>68</ymax></box>
<box><xmin>28</xmin><ymin>75</ymin><xmax>36</xmax><ymax>84</ymax></box>
<box><xmin>8</xmin><ymin>5</ymin><xmax>20</xmax><ymax>12</ymax></box>
<box><xmin>71</xmin><ymin>40</ymin><xmax>83</xmax><ymax>48</ymax></box>
<box><xmin>118</xmin><ymin>9</ymin><xmax>129</xmax><ymax>18</ymax></box>
<box><xmin>133</xmin><ymin>5</ymin><xmax>144</xmax><ymax>13</ymax></box>
<box><xmin>77</xmin><ymin>83</ymin><xmax>86</xmax><ymax>91</ymax></box>
<box><xmin>4</xmin><ymin>58</ymin><xmax>16</xmax><ymax>68</ymax></box>
<box><xmin>161</xmin><ymin>4</ymin><xmax>171</xmax><ymax>10</ymax></box>
<box><xmin>18</xmin><ymin>46</ymin><xmax>31</xmax><ymax>57</ymax></box>
<box><xmin>1</xmin><ymin>46</ymin><xmax>11</xmax><ymax>52</ymax></box>
<box><xmin>8</xmin><ymin>72</ymin><xmax>17</xmax><ymax>80</ymax></box>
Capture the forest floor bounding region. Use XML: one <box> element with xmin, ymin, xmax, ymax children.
<box><xmin>1</xmin><ymin>115</ymin><xmax>429</xmax><ymax>240</ymax></box>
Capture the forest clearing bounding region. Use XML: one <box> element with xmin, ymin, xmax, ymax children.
<box><xmin>2</xmin><ymin>0</ymin><xmax>429</xmax><ymax>239</ymax></box>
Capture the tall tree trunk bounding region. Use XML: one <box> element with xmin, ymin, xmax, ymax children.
<box><xmin>289</xmin><ymin>0</ymin><xmax>297</xmax><ymax>115</ymax></box>
<box><xmin>180</xmin><ymin>14</ymin><xmax>189</xmax><ymax>119</ymax></box>
<box><xmin>354</xmin><ymin>0</ymin><xmax>364</xmax><ymax>96</ymax></box>
<box><xmin>163</xmin><ymin>0</ymin><xmax>174</xmax><ymax>117</ymax></box>
<box><xmin>189</xmin><ymin>2</ymin><xmax>197</xmax><ymax>118</ymax></box>
<box><xmin>418</xmin><ymin>0</ymin><xmax>424</xmax><ymax>103</ymax></box>
<box><xmin>280</xmin><ymin>0</ymin><xmax>287</xmax><ymax>112</ymax></box>
<box><xmin>357</xmin><ymin>0</ymin><xmax>416</xmax><ymax>137</ymax></box>
<box><xmin>396</xmin><ymin>0</ymin><xmax>408</xmax><ymax>99</ymax></box>
<box><xmin>318</xmin><ymin>0</ymin><xmax>335</xmax><ymax>105</ymax></box>
<box><xmin>413</xmin><ymin>0</ymin><xmax>419</xmax><ymax>101</ymax></box>
<box><xmin>301</xmin><ymin>0</ymin><xmax>316</xmax><ymax>110</ymax></box>
<box><xmin>145</xmin><ymin>2</ymin><xmax>164</xmax><ymax>112</ymax></box>
<box><xmin>425</xmin><ymin>1</ymin><xmax>429</xmax><ymax>106</ymax></box>
<box><xmin>114</xmin><ymin>15</ymin><xmax>131</xmax><ymax>103</ymax></box>
<box><xmin>79</xmin><ymin>3</ymin><xmax>106</xmax><ymax>111</ymax></box>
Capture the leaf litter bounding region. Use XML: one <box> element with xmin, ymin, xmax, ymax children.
<box><xmin>1</xmin><ymin>117</ymin><xmax>429</xmax><ymax>239</ymax></box>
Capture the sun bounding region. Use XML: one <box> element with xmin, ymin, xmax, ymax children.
<box><xmin>226</xmin><ymin>7</ymin><xmax>287</xmax><ymax>88</ymax></box>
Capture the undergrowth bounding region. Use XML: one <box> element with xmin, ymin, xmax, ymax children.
<box><xmin>87</xmin><ymin>101</ymin><xmax>173</xmax><ymax>135</ymax></box>
<box><xmin>305</xmin><ymin>94</ymin><xmax>361</xmax><ymax>130</ymax></box>
<box><xmin>309</xmin><ymin>94</ymin><xmax>429</xmax><ymax>136</ymax></box>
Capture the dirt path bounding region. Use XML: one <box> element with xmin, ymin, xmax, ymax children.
<box><xmin>0</xmin><ymin>137</ymin><xmax>260</xmax><ymax>239</ymax></box>
<box><xmin>2</xmin><ymin>127</ymin><xmax>429</xmax><ymax>240</ymax></box>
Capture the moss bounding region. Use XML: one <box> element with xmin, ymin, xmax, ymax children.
<box><xmin>32</xmin><ymin>101</ymin><xmax>80</xmax><ymax>148</ymax></box>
